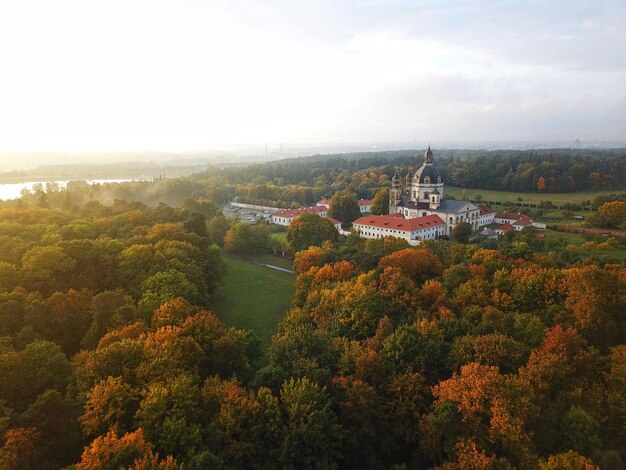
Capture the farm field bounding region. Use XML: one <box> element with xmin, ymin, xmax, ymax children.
<box><xmin>445</xmin><ymin>185</ymin><xmax>619</xmax><ymax>206</ymax></box>
<box><xmin>213</xmin><ymin>255</ymin><xmax>295</xmax><ymax>352</ymax></box>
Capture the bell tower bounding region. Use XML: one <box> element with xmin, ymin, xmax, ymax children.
<box><xmin>389</xmin><ymin>170</ymin><xmax>402</xmax><ymax>213</ymax></box>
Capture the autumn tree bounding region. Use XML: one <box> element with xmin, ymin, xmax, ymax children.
<box><xmin>537</xmin><ymin>176</ymin><xmax>546</xmax><ymax>192</ymax></box>
<box><xmin>379</xmin><ymin>248</ymin><xmax>443</xmax><ymax>285</ymax></box>
<box><xmin>591</xmin><ymin>201</ymin><xmax>626</xmax><ymax>228</ymax></box>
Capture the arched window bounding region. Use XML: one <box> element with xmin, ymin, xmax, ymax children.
<box><xmin>424</xmin><ymin>177</ymin><xmax>430</xmax><ymax>184</ymax></box>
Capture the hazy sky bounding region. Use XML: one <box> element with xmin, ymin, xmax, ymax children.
<box><xmin>0</xmin><ymin>0</ymin><xmax>624</xmax><ymax>151</ymax></box>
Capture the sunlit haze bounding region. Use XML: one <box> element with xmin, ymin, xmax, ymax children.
<box><xmin>1</xmin><ymin>0</ymin><xmax>625</xmax><ymax>153</ymax></box>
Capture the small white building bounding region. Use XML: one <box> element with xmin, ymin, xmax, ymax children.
<box><xmin>352</xmin><ymin>214</ymin><xmax>446</xmax><ymax>244</ymax></box>
<box><xmin>317</xmin><ymin>198</ymin><xmax>373</xmax><ymax>213</ymax></box>
<box><xmin>494</xmin><ymin>212</ymin><xmax>533</xmax><ymax>232</ymax></box>
<box><xmin>358</xmin><ymin>199</ymin><xmax>374</xmax><ymax>213</ymax></box>
<box><xmin>327</xmin><ymin>217</ymin><xmax>342</xmax><ymax>231</ymax></box>
<box><xmin>478</xmin><ymin>205</ymin><xmax>496</xmax><ymax>226</ymax></box>
<box><xmin>272</xmin><ymin>206</ymin><xmax>328</xmax><ymax>226</ymax></box>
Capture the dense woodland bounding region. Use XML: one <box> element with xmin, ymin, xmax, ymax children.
<box><xmin>0</xmin><ymin>177</ymin><xmax>625</xmax><ymax>468</ymax></box>
<box><xmin>189</xmin><ymin>148</ymin><xmax>626</xmax><ymax>208</ymax></box>
<box><xmin>0</xmin><ymin>153</ymin><xmax>624</xmax><ymax>469</ymax></box>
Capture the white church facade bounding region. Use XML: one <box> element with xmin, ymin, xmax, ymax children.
<box><xmin>388</xmin><ymin>146</ymin><xmax>483</xmax><ymax>235</ymax></box>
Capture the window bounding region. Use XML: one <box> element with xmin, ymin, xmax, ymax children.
<box><xmin>424</xmin><ymin>177</ymin><xmax>430</xmax><ymax>183</ymax></box>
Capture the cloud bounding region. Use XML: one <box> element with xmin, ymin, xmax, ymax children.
<box><xmin>0</xmin><ymin>0</ymin><xmax>623</xmax><ymax>151</ymax></box>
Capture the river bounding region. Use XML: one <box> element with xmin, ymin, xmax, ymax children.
<box><xmin>0</xmin><ymin>179</ymin><xmax>134</xmax><ymax>201</ymax></box>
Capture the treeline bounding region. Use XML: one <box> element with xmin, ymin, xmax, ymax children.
<box><xmin>19</xmin><ymin>149</ymin><xmax>625</xmax><ymax>211</ymax></box>
<box><xmin>191</xmin><ymin>148</ymin><xmax>626</xmax><ymax>195</ymax></box>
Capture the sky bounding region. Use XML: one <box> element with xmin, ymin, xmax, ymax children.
<box><xmin>0</xmin><ymin>0</ymin><xmax>624</xmax><ymax>152</ymax></box>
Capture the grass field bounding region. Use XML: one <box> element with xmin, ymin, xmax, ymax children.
<box><xmin>445</xmin><ymin>186</ymin><xmax>619</xmax><ymax>206</ymax></box>
<box><xmin>543</xmin><ymin>229</ymin><xmax>625</xmax><ymax>260</ymax></box>
<box><xmin>213</xmin><ymin>255</ymin><xmax>295</xmax><ymax>352</ymax></box>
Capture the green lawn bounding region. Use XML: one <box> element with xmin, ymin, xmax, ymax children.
<box><xmin>445</xmin><ymin>186</ymin><xmax>618</xmax><ymax>206</ymax></box>
<box><xmin>213</xmin><ymin>255</ymin><xmax>295</xmax><ymax>352</ymax></box>
<box><xmin>543</xmin><ymin>229</ymin><xmax>625</xmax><ymax>260</ymax></box>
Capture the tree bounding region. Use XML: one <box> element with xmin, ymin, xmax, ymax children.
<box><xmin>591</xmin><ymin>201</ymin><xmax>626</xmax><ymax>228</ymax></box>
<box><xmin>20</xmin><ymin>389</ymin><xmax>82</xmax><ymax>469</ymax></box>
<box><xmin>537</xmin><ymin>176</ymin><xmax>546</xmax><ymax>192</ymax></box>
<box><xmin>371</xmin><ymin>187</ymin><xmax>389</xmax><ymax>215</ymax></box>
<box><xmin>379</xmin><ymin>248</ymin><xmax>443</xmax><ymax>285</ymax></box>
<box><xmin>80</xmin><ymin>376</ymin><xmax>139</xmax><ymax>439</ymax></box>
<box><xmin>539</xmin><ymin>451</ymin><xmax>598</xmax><ymax>470</ymax></box>
<box><xmin>208</xmin><ymin>215</ymin><xmax>230</xmax><ymax>246</ymax></box>
<box><xmin>328</xmin><ymin>191</ymin><xmax>361</xmax><ymax>228</ymax></box>
<box><xmin>224</xmin><ymin>223</ymin><xmax>270</xmax><ymax>254</ymax></box>
<box><xmin>279</xmin><ymin>377</ymin><xmax>343</xmax><ymax>469</ymax></box>
<box><xmin>287</xmin><ymin>213</ymin><xmax>339</xmax><ymax>252</ymax></box>
<box><xmin>77</xmin><ymin>429</ymin><xmax>180</xmax><ymax>470</ymax></box>
<box><xmin>451</xmin><ymin>222</ymin><xmax>473</xmax><ymax>243</ymax></box>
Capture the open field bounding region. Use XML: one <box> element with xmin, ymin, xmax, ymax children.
<box><xmin>445</xmin><ymin>186</ymin><xmax>620</xmax><ymax>206</ymax></box>
<box><xmin>213</xmin><ymin>255</ymin><xmax>295</xmax><ymax>352</ymax></box>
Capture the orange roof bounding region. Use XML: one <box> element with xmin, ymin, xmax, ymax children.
<box><xmin>358</xmin><ymin>199</ymin><xmax>374</xmax><ymax>206</ymax></box>
<box><xmin>317</xmin><ymin>199</ymin><xmax>331</xmax><ymax>207</ymax></box>
<box><xmin>275</xmin><ymin>206</ymin><xmax>327</xmax><ymax>218</ymax></box>
<box><xmin>497</xmin><ymin>223</ymin><xmax>515</xmax><ymax>231</ymax></box>
<box><xmin>496</xmin><ymin>212</ymin><xmax>532</xmax><ymax>222</ymax></box>
<box><xmin>478</xmin><ymin>205</ymin><xmax>495</xmax><ymax>215</ymax></box>
<box><xmin>353</xmin><ymin>214</ymin><xmax>445</xmax><ymax>232</ymax></box>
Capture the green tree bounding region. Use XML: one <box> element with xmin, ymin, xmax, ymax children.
<box><xmin>287</xmin><ymin>213</ymin><xmax>339</xmax><ymax>252</ymax></box>
<box><xmin>224</xmin><ymin>223</ymin><xmax>270</xmax><ymax>254</ymax></box>
<box><xmin>207</xmin><ymin>215</ymin><xmax>230</xmax><ymax>246</ymax></box>
<box><xmin>371</xmin><ymin>187</ymin><xmax>389</xmax><ymax>215</ymax></box>
<box><xmin>328</xmin><ymin>191</ymin><xmax>361</xmax><ymax>228</ymax></box>
<box><xmin>451</xmin><ymin>222</ymin><xmax>473</xmax><ymax>243</ymax></box>
<box><xmin>279</xmin><ymin>377</ymin><xmax>343</xmax><ymax>469</ymax></box>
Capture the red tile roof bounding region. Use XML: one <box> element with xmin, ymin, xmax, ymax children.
<box><xmin>326</xmin><ymin>217</ymin><xmax>342</xmax><ymax>226</ymax></box>
<box><xmin>274</xmin><ymin>206</ymin><xmax>327</xmax><ymax>218</ymax></box>
<box><xmin>353</xmin><ymin>214</ymin><xmax>445</xmax><ymax>232</ymax></box>
<box><xmin>513</xmin><ymin>219</ymin><xmax>531</xmax><ymax>227</ymax></box>
<box><xmin>478</xmin><ymin>205</ymin><xmax>495</xmax><ymax>215</ymax></box>
<box><xmin>496</xmin><ymin>212</ymin><xmax>532</xmax><ymax>222</ymax></box>
<box><xmin>497</xmin><ymin>223</ymin><xmax>515</xmax><ymax>231</ymax></box>
<box><xmin>358</xmin><ymin>199</ymin><xmax>374</xmax><ymax>206</ymax></box>
<box><xmin>317</xmin><ymin>199</ymin><xmax>331</xmax><ymax>207</ymax></box>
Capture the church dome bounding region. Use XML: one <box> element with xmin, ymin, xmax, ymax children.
<box><xmin>414</xmin><ymin>146</ymin><xmax>441</xmax><ymax>184</ymax></box>
<box><xmin>414</xmin><ymin>164</ymin><xmax>441</xmax><ymax>184</ymax></box>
